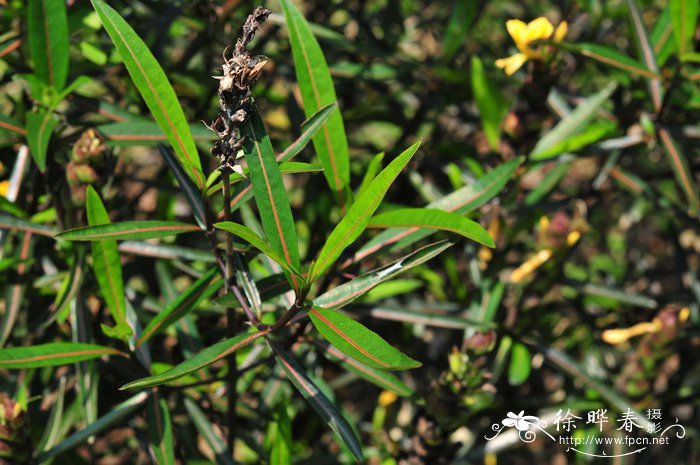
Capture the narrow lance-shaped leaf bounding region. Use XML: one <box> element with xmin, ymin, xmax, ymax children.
<box><xmin>241</xmin><ymin>106</ymin><xmax>301</xmax><ymax>290</ymax></box>
<box><xmin>658</xmin><ymin>127</ymin><xmax>700</xmax><ymax>216</ymax></box>
<box><xmin>122</xmin><ymin>329</ymin><xmax>268</xmax><ymax>389</ymax></box>
<box><xmin>310</xmin><ymin>140</ymin><xmax>420</xmax><ymax>282</ymax></box>
<box><xmin>531</xmin><ymin>83</ymin><xmax>617</xmax><ymax>160</ymax></box>
<box><xmin>554</xmin><ymin>42</ymin><xmax>659</xmax><ymax>79</ymax></box>
<box><xmin>315</xmin><ymin>340</ymin><xmax>415</xmax><ymax>397</ymax></box>
<box><xmin>97</xmin><ymin>121</ymin><xmax>216</xmax><ymax>146</ymax></box>
<box><xmin>85</xmin><ymin>186</ymin><xmax>130</xmax><ymax>339</ymax></box>
<box><xmin>218</xmin><ymin>103</ymin><xmax>336</xmax><ymax>214</ymax></box>
<box><xmin>278</xmin><ymin>102</ymin><xmax>338</xmax><ymax>162</ymax></box>
<box><xmin>157</xmin><ymin>144</ymin><xmax>206</xmax><ymax>230</ymax></box>
<box><xmin>183</xmin><ymin>398</ymin><xmax>236</xmax><ymax>465</ymax></box>
<box><xmin>471</xmin><ymin>56</ymin><xmax>509</xmax><ymax>150</ymax></box>
<box><xmin>369</xmin><ymin>208</ymin><xmax>495</xmax><ymax>247</ymax></box>
<box><xmin>136</xmin><ymin>268</ymin><xmax>223</xmax><ymax>348</ymax></box>
<box><xmin>214</xmin><ymin>222</ymin><xmax>306</xmax><ymax>283</ymax></box>
<box><xmin>57</xmin><ymin>220</ymin><xmax>200</xmax><ymax>241</ymax></box>
<box><xmin>280</xmin><ymin>0</ymin><xmax>350</xmax><ymax>205</ymax></box>
<box><xmin>35</xmin><ymin>392</ymin><xmax>148</xmax><ymax>462</ymax></box>
<box><xmin>90</xmin><ymin>0</ymin><xmax>204</xmax><ymax>187</ymax></box>
<box><xmin>309</xmin><ymin>306</ymin><xmax>421</xmax><ymax>370</ymax></box>
<box><xmin>54</xmin><ymin>246</ymin><xmax>86</xmax><ymax>323</ymax></box>
<box><xmin>0</xmin><ymin>233</ymin><xmax>34</xmax><ymax>347</ymax></box>
<box><xmin>28</xmin><ymin>0</ymin><xmax>69</xmax><ymax>90</ymax></box>
<box><xmin>35</xmin><ymin>377</ymin><xmax>67</xmax><ymax>454</ymax></box>
<box><xmin>349</xmin><ymin>157</ymin><xmax>522</xmax><ymax>268</ymax></box>
<box><xmin>315</xmin><ymin>241</ymin><xmax>452</xmax><ymax>310</ymax></box>
<box><xmin>0</xmin><ymin>342</ymin><xmax>125</xmax><ymax>369</ymax></box>
<box><xmin>625</xmin><ymin>0</ymin><xmax>663</xmax><ymax>112</ymax></box>
<box><xmin>26</xmin><ymin>109</ymin><xmax>58</xmax><ymax>172</ymax></box>
<box><xmin>270</xmin><ymin>342</ymin><xmax>363</xmax><ymax>463</ymax></box>
<box><xmin>147</xmin><ymin>393</ymin><xmax>175</xmax><ymax>465</ymax></box>
<box><xmin>0</xmin><ymin>212</ymin><xmax>56</xmax><ymax>237</ymax></box>
<box><xmin>670</xmin><ymin>0</ymin><xmax>699</xmax><ymax>56</ymax></box>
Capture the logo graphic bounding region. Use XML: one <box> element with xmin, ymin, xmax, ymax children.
<box><xmin>485</xmin><ymin>409</ymin><xmax>686</xmax><ymax>458</ymax></box>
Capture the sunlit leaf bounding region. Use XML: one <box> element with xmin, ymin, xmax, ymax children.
<box><xmin>310</xmin><ymin>141</ymin><xmax>420</xmax><ymax>281</ymax></box>
<box><xmin>369</xmin><ymin>208</ymin><xmax>494</xmax><ymax>247</ymax></box>
<box><xmin>241</xmin><ymin>106</ymin><xmax>302</xmax><ymax>291</ymax></box>
<box><xmin>0</xmin><ymin>342</ymin><xmax>125</xmax><ymax>368</ymax></box>
<box><xmin>90</xmin><ymin>0</ymin><xmax>205</xmax><ymax>187</ymax></box>
<box><xmin>122</xmin><ymin>329</ymin><xmax>267</xmax><ymax>389</ymax></box>
<box><xmin>57</xmin><ymin>220</ymin><xmax>199</xmax><ymax>241</ymax></box>
<box><xmin>309</xmin><ymin>307</ymin><xmax>421</xmax><ymax>370</ymax></box>
<box><xmin>28</xmin><ymin>0</ymin><xmax>69</xmax><ymax>90</ymax></box>
<box><xmin>280</xmin><ymin>0</ymin><xmax>350</xmax><ymax>205</ymax></box>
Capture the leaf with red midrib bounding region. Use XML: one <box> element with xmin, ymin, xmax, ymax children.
<box><xmin>56</xmin><ymin>221</ymin><xmax>199</xmax><ymax>241</ymax></box>
<box><xmin>309</xmin><ymin>306</ymin><xmax>421</xmax><ymax>370</ymax></box>
<box><xmin>0</xmin><ymin>343</ymin><xmax>125</xmax><ymax>368</ymax></box>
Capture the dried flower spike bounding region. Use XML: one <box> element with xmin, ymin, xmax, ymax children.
<box><xmin>210</xmin><ymin>6</ymin><xmax>271</xmax><ymax>172</ymax></box>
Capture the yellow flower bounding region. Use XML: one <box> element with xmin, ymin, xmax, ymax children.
<box><xmin>496</xmin><ymin>17</ymin><xmax>568</xmax><ymax>75</ymax></box>
<box><xmin>0</xmin><ymin>180</ymin><xmax>9</xmax><ymax>197</ymax></box>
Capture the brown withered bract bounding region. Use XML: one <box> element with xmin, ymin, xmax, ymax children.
<box><xmin>210</xmin><ymin>6</ymin><xmax>271</xmax><ymax>172</ymax></box>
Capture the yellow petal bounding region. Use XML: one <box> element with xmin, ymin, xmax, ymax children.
<box><xmin>506</xmin><ymin>19</ymin><xmax>528</xmax><ymax>48</ymax></box>
<box><xmin>0</xmin><ymin>180</ymin><xmax>8</xmax><ymax>198</ymax></box>
<box><xmin>525</xmin><ymin>17</ymin><xmax>554</xmax><ymax>42</ymax></box>
<box><xmin>554</xmin><ymin>21</ymin><xmax>568</xmax><ymax>42</ymax></box>
<box><xmin>495</xmin><ymin>53</ymin><xmax>528</xmax><ymax>75</ymax></box>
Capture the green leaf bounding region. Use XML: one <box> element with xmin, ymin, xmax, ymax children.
<box><xmin>122</xmin><ymin>329</ymin><xmax>267</xmax><ymax>389</ymax></box>
<box><xmin>314</xmin><ymin>241</ymin><xmax>451</xmax><ymax>310</ymax></box>
<box><xmin>310</xmin><ymin>141</ymin><xmax>420</xmax><ymax>282</ymax></box>
<box><xmin>658</xmin><ymin>127</ymin><xmax>700</xmax><ymax>216</ymax></box>
<box><xmin>241</xmin><ymin>106</ymin><xmax>302</xmax><ymax>291</ymax></box>
<box><xmin>35</xmin><ymin>392</ymin><xmax>148</xmax><ymax>462</ymax></box>
<box><xmin>524</xmin><ymin>162</ymin><xmax>571</xmax><ymax>205</ymax></box>
<box><xmin>368</xmin><ymin>208</ymin><xmax>494</xmax><ymax>247</ymax></box>
<box><xmin>146</xmin><ymin>394</ymin><xmax>175</xmax><ymax>465</ymax></box>
<box><xmin>98</xmin><ymin>120</ymin><xmax>216</xmax><ymax>146</ymax></box>
<box><xmin>0</xmin><ymin>233</ymin><xmax>34</xmax><ymax>347</ymax></box>
<box><xmin>280</xmin><ymin>0</ymin><xmax>350</xmax><ymax>205</ymax></box>
<box><xmin>529</xmin><ymin>120</ymin><xmax>617</xmax><ymax>160</ymax></box>
<box><xmin>471</xmin><ymin>56</ymin><xmax>508</xmax><ymax>150</ymax></box>
<box><xmin>136</xmin><ymin>268</ymin><xmax>223</xmax><ymax>348</ymax></box>
<box><xmin>309</xmin><ymin>307</ymin><xmax>421</xmax><ymax>370</ymax></box>
<box><xmin>25</xmin><ymin>109</ymin><xmax>58</xmax><ymax>172</ymax></box>
<box><xmin>28</xmin><ymin>0</ymin><xmax>69</xmax><ymax>91</ymax></box>
<box><xmin>670</xmin><ymin>0</ymin><xmax>699</xmax><ymax>56</ymax></box>
<box><xmin>0</xmin><ymin>342</ymin><xmax>125</xmax><ymax>368</ymax></box>
<box><xmin>356</xmin><ymin>152</ymin><xmax>384</xmax><ymax>198</ymax></box>
<box><xmin>183</xmin><ymin>398</ymin><xmax>236</xmax><ymax>465</ymax></box>
<box><xmin>270</xmin><ymin>342</ymin><xmax>363</xmax><ymax>463</ymax></box>
<box><xmin>508</xmin><ymin>343</ymin><xmax>532</xmax><ymax>386</ymax></box>
<box><xmin>158</xmin><ymin>145</ymin><xmax>207</xmax><ymax>230</ymax></box>
<box><xmin>530</xmin><ymin>83</ymin><xmax>617</xmax><ymax>160</ymax></box>
<box><xmin>85</xmin><ymin>186</ymin><xmax>129</xmax><ymax>337</ymax></box>
<box><xmin>651</xmin><ymin>6</ymin><xmax>676</xmax><ymax>66</ymax></box>
<box><xmin>555</xmin><ymin>42</ymin><xmax>659</xmax><ymax>79</ymax></box>
<box><xmin>443</xmin><ymin>0</ymin><xmax>478</xmax><ymax>59</ymax></box>
<box><xmin>315</xmin><ymin>340</ymin><xmax>415</xmax><ymax>397</ymax></box>
<box><xmin>625</xmin><ymin>0</ymin><xmax>663</xmax><ymax>111</ymax></box>
<box><xmin>53</xmin><ymin>246</ymin><xmax>86</xmax><ymax>323</ymax></box>
<box><xmin>0</xmin><ymin>114</ymin><xmax>27</xmax><ymax>136</ymax></box>
<box><xmin>56</xmin><ymin>220</ymin><xmax>199</xmax><ymax>241</ymax></box>
<box><xmin>351</xmin><ymin>156</ymin><xmax>522</xmax><ymax>263</ymax></box>
<box><xmin>35</xmin><ymin>377</ymin><xmax>67</xmax><ymax>454</ymax></box>
<box><xmin>266</xmin><ymin>404</ymin><xmax>292</xmax><ymax>465</ymax></box>
<box><xmin>278</xmin><ymin>102</ymin><xmax>338</xmax><ymax>162</ymax></box>
<box><xmin>214</xmin><ymin>222</ymin><xmax>306</xmax><ymax>283</ymax></box>
<box><xmin>90</xmin><ymin>0</ymin><xmax>205</xmax><ymax>188</ymax></box>
<box><xmin>0</xmin><ymin>212</ymin><xmax>56</xmax><ymax>238</ymax></box>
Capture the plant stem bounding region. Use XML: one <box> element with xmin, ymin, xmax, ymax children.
<box><xmin>221</xmin><ymin>170</ymin><xmax>238</xmax><ymax>452</ymax></box>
